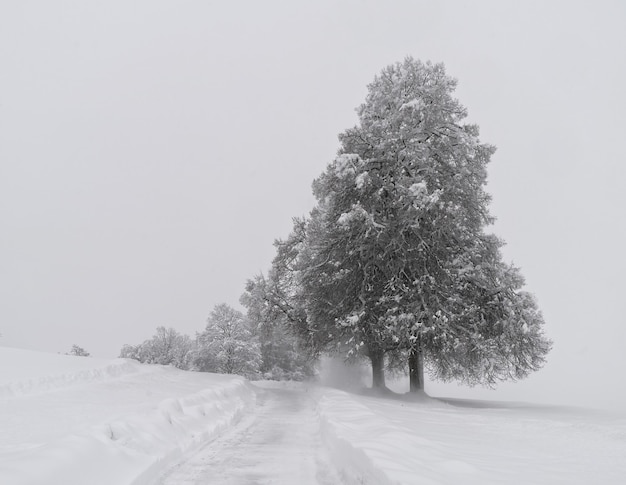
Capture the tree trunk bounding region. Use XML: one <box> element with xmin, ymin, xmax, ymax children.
<box><xmin>369</xmin><ymin>349</ymin><xmax>386</xmax><ymax>389</ymax></box>
<box><xmin>408</xmin><ymin>343</ymin><xmax>424</xmax><ymax>392</ymax></box>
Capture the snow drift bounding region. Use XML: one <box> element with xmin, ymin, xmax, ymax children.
<box><xmin>0</xmin><ymin>347</ymin><xmax>254</xmax><ymax>485</ymax></box>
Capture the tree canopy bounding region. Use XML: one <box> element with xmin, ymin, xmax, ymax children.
<box><xmin>193</xmin><ymin>303</ymin><xmax>262</xmax><ymax>377</ymax></box>
<box><xmin>66</xmin><ymin>344</ymin><xmax>90</xmax><ymax>357</ymax></box>
<box><xmin>119</xmin><ymin>326</ymin><xmax>192</xmax><ymax>369</ymax></box>
<box><xmin>272</xmin><ymin>58</ymin><xmax>551</xmax><ymax>391</ymax></box>
<box><xmin>241</xmin><ymin>274</ymin><xmax>316</xmax><ymax>381</ymax></box>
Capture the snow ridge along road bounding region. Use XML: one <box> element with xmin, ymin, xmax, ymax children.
<box><xmin>0</xmin><ymin>348</ymin><xmax>255</xmax><ymax>485</ymax></box>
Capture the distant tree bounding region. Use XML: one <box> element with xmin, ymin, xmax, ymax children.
<box><xmin>273</xmin><ymin>58</ymin><xmax>551</xmax><ymax>391</ymax></box>
<box><xmin>119</xmin><ymin>343</ymin><xmax>141</xmax><ymax>361</ymax></box>
<box><xmin>194</xmin><ymin>303</ymin><xmax>261</xmax><ymax>378</ymax></box>
<box><xmin>66</xmin><ymin>344</ymin><xmax>90</xmax><ymax>357</ymax></box>
<box><xmin>241</xmin><ymin>274</ymin><xmax>315</xmax><ymax>380</ymax></box>
<box><xmin>119</xmin><ymin>327</ymin><xmax>193</xmax><ymax>369</ymax></box>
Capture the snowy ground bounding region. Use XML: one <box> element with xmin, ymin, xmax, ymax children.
<box><xmin>319</xmin><ymin>388</ymin><xmax>626</xmax><ymax>484</ymax></box>
<box><xmin>0</xmin><ymin>347</ymin><xmax>254</xmax><ymax>485</ymax></box>
<box><xmin>1</xmin><ymin>347</ymin><xmax>625</xmax><ymax>484</ymax></box>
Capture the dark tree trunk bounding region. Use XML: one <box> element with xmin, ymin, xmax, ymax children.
<box><xmin>369</xmin><ymin>349</ymin><xmax>386</xmax><ymax>389</ymax></box>
<box><xmin>408</xmin><ymin>341</ymin><xmax>424</xmax><ymax>392</ymax></box>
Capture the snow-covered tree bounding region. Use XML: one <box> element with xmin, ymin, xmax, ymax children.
<box><xmin>119</xmin><ymin>343</ymin><xmax>141</xmax><ymax>361</ymax></box>
<box><xmin>194</xmin><ymin>303</ymin><xmax>261</xmax><ymax>378</ymax></box>
<box><xmin>241</xmin><ymin>274</ymin><xmax>315</xmax><ymax>380</ymax></box>
<box><xmin>276</xmin><ymin>58</ymin><xmax>551</xmax><ymax>391</ymax></box>
<box><xmin>66</xmin><ymin>344</ymin><xmax>90</xmax><ymax>357</ymax></box>
<box><xmin>119</xmin><ymin>327</ymin><xmax>193</xmax><ymax>369</ymax></box>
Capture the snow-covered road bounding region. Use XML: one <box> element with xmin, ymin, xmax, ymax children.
<box><xmin>156</xmin><ymin>384</ymin><xmax>341</xmax><ymax>485</ymax></box>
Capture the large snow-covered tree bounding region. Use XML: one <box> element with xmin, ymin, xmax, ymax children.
<box><xmin>276</xmin><ymin>58</ymin><xmax>551</xmax><ymax>391</ymax></box>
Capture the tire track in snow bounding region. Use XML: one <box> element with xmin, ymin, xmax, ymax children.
<box><xmin>154</xmin><ymin>385</ymin><xmax>343</xmax><ymax>485</ymax></box>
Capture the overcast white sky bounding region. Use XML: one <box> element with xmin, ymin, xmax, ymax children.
<box><xmin>1</xmin><ymin>1</ymin><xmax>625</xmax><ymax>409</ymax></box>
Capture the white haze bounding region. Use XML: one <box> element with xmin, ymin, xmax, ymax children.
<box><xmin>317</xmin><ymin>357</ymin><xmax>370</xmax><ymax>391</ymax></box>
<box><xmin>1</xmin><ymin>1</ymin><xmax>625</xmax><ymax>411</ymax></box>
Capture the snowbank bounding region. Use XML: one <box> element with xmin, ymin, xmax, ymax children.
<box><xmin>0</xmin><ymin>347</ymin><xmax>254</xmax><ymax>485</ymax></box>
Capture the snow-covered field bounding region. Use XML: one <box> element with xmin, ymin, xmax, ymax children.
<box><xmin>1</xmin><ymin>347</ymin><xmax>625</xmax><ymax>484</ymax></box>
<box><xmin>0</xmin><ymin>347</ymin><xmax>254</xmax><ymax>484</ymax></box>
<box><xmin>320</xmin><ymin>389</ymin><xmax>626</xmax><ymax>484</ymax></box>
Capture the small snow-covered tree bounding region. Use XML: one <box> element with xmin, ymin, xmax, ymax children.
<box><xmin>119</xmin><ymin>343</ymin><xmax>141</xmax><ymax>360</ymax></box>
<box><xmin>275</xmin><ymin>58</ymin><xmax>551</xmax><ymax>391</ymax></box>
<box><xmin>194</xmin><ymin>303</ymin><xmax>261</xmax><ymax>378</ymax></box>
<box><xmin>66</xmin><ymin>344</ymin><xmax>90</xmax><ymax>357</ymax></box>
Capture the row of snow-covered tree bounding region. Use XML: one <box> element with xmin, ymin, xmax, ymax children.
<box><xmin>121</xmin><ymin>57</ymin><xmax>551</xmax><ymax>391</ymax></box>
<box><xmin>119</xmin><ymin>299</ymin><xmax>314</xmax><ymax>380</ymax></box>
